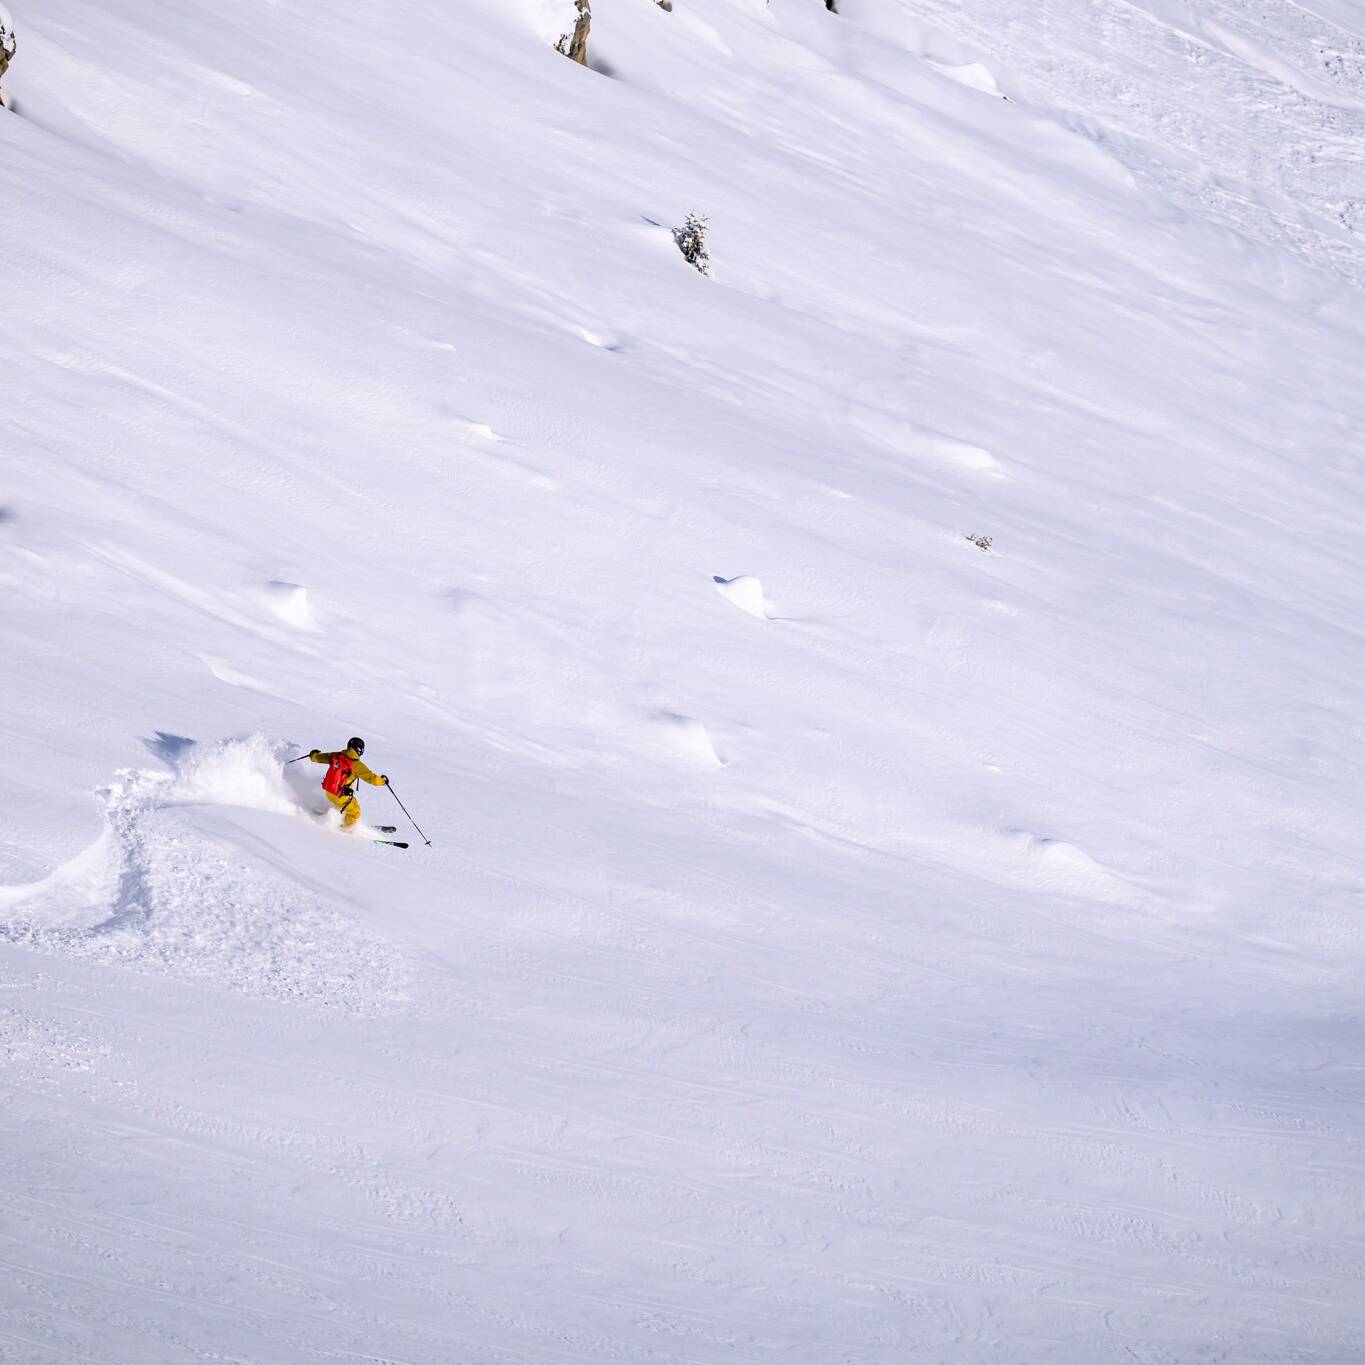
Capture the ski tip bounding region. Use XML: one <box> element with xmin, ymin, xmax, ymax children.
<box><xmin>374</xmin><ymin>839</ymin><xmax>409</xmax><ymax>849</ymax></box>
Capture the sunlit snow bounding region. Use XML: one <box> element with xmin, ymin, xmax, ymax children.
<box><xmin>4</xmin><ymin>0</ymin><xmax>1365</xmax><ymax>1361</ymax></box>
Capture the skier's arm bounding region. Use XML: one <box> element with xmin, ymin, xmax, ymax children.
<box><xmin>353</xmin><ymin>759</ymin><xmax>387</xmax><ymax>786</ymax></box>
<box><xmin>308</xmin><ymin>749</ymin><xmax>330</xmax><ymax>764</ymax></box>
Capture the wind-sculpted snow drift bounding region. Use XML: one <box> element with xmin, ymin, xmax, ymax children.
<box><xmin>5</xmin><ymin>0</ymin><xmax>1365</xmax><ymax>1361</ymax></box>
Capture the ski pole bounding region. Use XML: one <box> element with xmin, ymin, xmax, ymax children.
<box><xmin>386</xmin><ymin>782</ymin><xmax>432</xmax><ymax>846</ymax></box>
<box><xmin>285</xmin><ymin>753</ymin><xmax>314</xmax><ymax>764</ymax></box>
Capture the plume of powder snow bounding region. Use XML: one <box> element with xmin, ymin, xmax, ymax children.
<box><xmin>163</xmin><ymin>734</ymin><xmax>299</xmax><ymax>815</ymax></box>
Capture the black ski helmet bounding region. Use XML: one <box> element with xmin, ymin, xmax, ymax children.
<box><xmin>347</xmin><ymin>736</ymin><xmax>365</xmax><ymax>756</ymax></box>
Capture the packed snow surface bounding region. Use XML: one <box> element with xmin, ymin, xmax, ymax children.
<box><xmin>4</xmin><ymin>0</ymin><xmax>1365</xmax><ymax>1361</ymax></box>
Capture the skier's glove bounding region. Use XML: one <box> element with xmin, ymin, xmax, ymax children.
<box><xmin>380</xmin><ymin>774</ymin><xmax>389</xmax><ymax>785</ymax></box>
<box><xmin>309</xmin><ymin>749</ymin><xmax>320</xmax><ymax>760</ymax></box>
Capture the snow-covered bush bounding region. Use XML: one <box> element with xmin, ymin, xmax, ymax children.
<box><xmin>966</xmin><ymin>533</ymin><xmax>993</xmax><ymax>553</ymax></box>
<box><xmin>674</xmin><ymin>212</ymin><xmax>710</xmax><ymax>275</ymax></box>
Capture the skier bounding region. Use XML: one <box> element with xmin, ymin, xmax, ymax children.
<box><xmin>307</xmin><ymin>737</ymin><xmax>388</xmax><ymax>831</ymax></box>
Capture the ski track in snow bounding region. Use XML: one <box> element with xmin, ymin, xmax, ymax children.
<box><xmin>3</xmin><ymin>0</ymin><xmax>1365</xmax><ymax>1360</ymax></box>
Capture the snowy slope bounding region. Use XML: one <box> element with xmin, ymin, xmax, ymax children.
<box><xmin>4</xmin><ymin>0</ymin><xmax>1365</xmax><ymax>1360</ymax></box>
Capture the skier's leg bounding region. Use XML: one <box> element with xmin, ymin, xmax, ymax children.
<box><xmin>340</xmin><ymin>793</ymin><xmax>362</xmax><ymax>830</ymax></box>
<box><xmin>325</xmin><ymin>790</ymin><xmax>362</xmax><ymax>830</ymax></box>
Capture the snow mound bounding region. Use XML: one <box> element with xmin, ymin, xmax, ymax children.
<box><xmin>713</xmin><ymin>574</ymin><xmax>771</xmax><ymax>620</ymax></box>
<box><xmin>927</xmin><ymin>60</ymin><xmax>1004</xmax><ymax>98</ymax></box>
<box><xmin>648</xmin><ymin>710</ymin><xmax>724</xmax><ymax>769</ymax></box>
<box><xmin>575</xmin><ymin>325</ymin><xmax>624</xmax><ymax>351</ymax></box>
<box><xmin>927</xmin><ymin>434</ymin><xmax>1004</xmax><ymax>477</ymax></box>
<box><xmin>847</xmin><ymin>405</ymin><xmax>1005</xmax><ymax>479</ymax></box>
<box><xmin>1001</xmin><ymin>829</ymin><xmax>1139</xmax><ymax>905</ymax></box>
<box><xmin>200</xmin><ymin>654</ymin><xmax>271</xmax><ymax>691</ymax></box>
<box><xmin>261</xmin><ymin>580</ymin><xmax>318</xmax><ymax>631</ymax></box>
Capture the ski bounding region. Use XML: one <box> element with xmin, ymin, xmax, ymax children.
<box><xmin>374</xmin><ymin>839</ymin><xmax>409</xmax><ymax>849</ymax></box>
<box><xmin>374</xmin><ymin>825</ymin><xmax>398</xmax><ymax>834</ymax></box>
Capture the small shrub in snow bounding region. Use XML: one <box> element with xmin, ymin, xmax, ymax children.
<box><xmin>966</xmin><ymin>533</ymin><xmax>993</xmax><ymax>553</ymax></box>
<box><xmin>674</xmin><ymin>213</ymin><xmax>710</xmax><ymax>275</ymax></box>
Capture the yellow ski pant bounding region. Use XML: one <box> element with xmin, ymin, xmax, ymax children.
<box><xmin>325</xmin><ymin>788</ymin><xmax>362</xmax><ymax>829</ymax></box>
